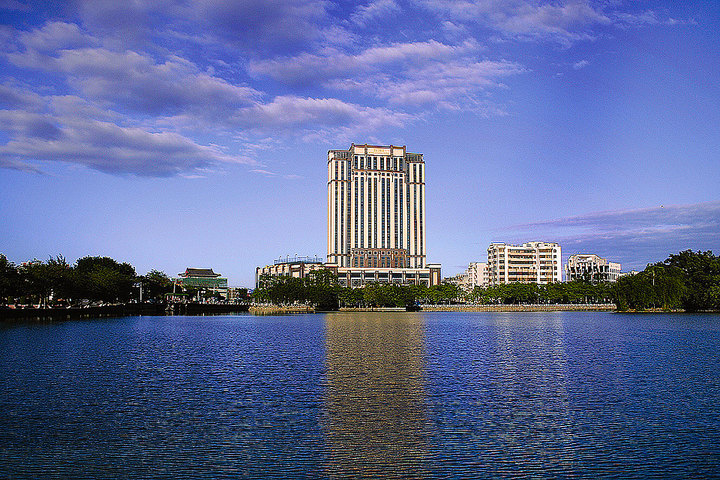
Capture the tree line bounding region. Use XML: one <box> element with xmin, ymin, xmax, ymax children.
<box><xmin>2</xmin><ymin>249</ymin><xmax>718</xmax><ymax>311</ymax></box>
<box><xmin>254</xmin><ymin>270</ymin><xmax>464</xmax><ymax>309</ymax></box>
<box><xmin>613</xmin><ymin>250</ymin><xmax>720</xmax><ymax>311</ymax></box>
<box><xmin>0</xmin><ymin>255</ymin><xmax>175</xmax><ymax>306</ymax></box>
<box><xmin>254</xmin><ymin>271</ymin><xmax>615</xmax><ymax>309</ymax></box>
<box><xmin>254</xmin><ymin>250</ymin><xmax>720</xmax><ymax>312</ymax></box>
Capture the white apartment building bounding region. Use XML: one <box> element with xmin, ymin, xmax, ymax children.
<box><xmin>487</xmin><ymin>242</ymin><xmax>562</xmax><ymax>285</ymax></box>
<box><xmin>565</xmin><ymin>254</ymin><xmax>622</xmax><ymax>283</ymax></box>
<box><xmin>467</xmin><ymin>262</ymin><xmax>489</xmax><ymax>288</ymax></box>
<box><xmin>446</xmin><ymin>262</ymin><xmax>489</xmax><ymax>291</ymax></box>
<box><xmin>327</xmin><ymin>144</ymin><xmax>440</xmax><ymax>287</ymax></box>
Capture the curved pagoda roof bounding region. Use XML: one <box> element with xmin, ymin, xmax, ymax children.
<box><xmin>180</xmin><ymin>268</ymin><xmax>221</xmax><ymax>278</ymax></box>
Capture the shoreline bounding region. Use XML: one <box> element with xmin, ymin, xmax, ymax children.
<box><xmin>5</xmin><ymin>303</ymin><xmax>714</xmax><ymax>320</ymax></box>
<box><xmin>255</xmin><ymin>304</ymin><xmax>620</xmax><ymax>314</ymax></box>
<box><xmin>418</xmin><ymin>304</ymin><xmax>616</xmax><ymax>312</ymax></box>
<box><xmin>0</xmin><ymin>303</ymin><xmax>249</xmax><ymax>321</ymax></box>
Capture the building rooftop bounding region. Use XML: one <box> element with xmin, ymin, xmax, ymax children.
<box><xmin>273</xmin><ymin>256</ymin><xmax>324</xmax><ymax>265</ymax></box>
<box><xmin>180</xmin><ymin>268</ymin><xmax>221</xmax><ymax>278</ymax></box>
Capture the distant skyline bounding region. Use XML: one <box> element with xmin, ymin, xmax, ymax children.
<box><xmin>1</xmin><ymin>1</ymin><xmax>719</xmax><ymax>286</ymax></box>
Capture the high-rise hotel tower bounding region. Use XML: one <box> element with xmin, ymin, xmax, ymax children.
<box><xmin>328</xmin><ymin>144</ymin><xmax>425</xmax><ymax>268</ymax></box>
<box><xmin>327</xmin><ymin>144</ymin><xmax>439</xmax><ymax>286</ymax></box>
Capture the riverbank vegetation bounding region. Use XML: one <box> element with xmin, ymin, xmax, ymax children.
<box><xmin>254</xmin><ymin>250</ymin><xmax>719</xmax><ymax>312</ymax></box>
<box><xmin>2</xmin><ymin>250</ymin><xmax>718</xmax><ymax>312</ymax></box>
<box><xmin>614</xmin><ymin>250</ymin><xmax>720</xmax><ymax>311</ymax></box>
<box><xmin>0</xmin><ymin>255</ymin><xmax>175</xmax><ymax>306</ymax></box>
<box><xmin>254</xmin><ymin>271</ymin><xmax>615</xmax><ymax>310</ymax></box>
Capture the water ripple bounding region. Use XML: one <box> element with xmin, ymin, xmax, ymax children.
<box><xmin>1</xmin><ymin>312</ymin><xmax>719</xmax><ymax>478</ymax></box>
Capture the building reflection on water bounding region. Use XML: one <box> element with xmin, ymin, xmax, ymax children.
<box><xmin>322</xmin><ymin>312</ymin><xmax>430</xmax><ymax>478</ymax></box>
<box><xmin>486</xmin><ymin>313</ymin><xmax>574</xmax><ymax>475</ymax></box>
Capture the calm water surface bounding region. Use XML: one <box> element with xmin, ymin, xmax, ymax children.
<box><xmin>1</xmin><ymin>312</ymin><xmax>719</xmax><ymax>478</ymax></box>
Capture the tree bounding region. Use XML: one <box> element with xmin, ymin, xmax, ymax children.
<box><xmin>44</xmin><ymin>256</ymin><xmax>75</xmax><ymax>302</ymax></box>
<box><xmin>0</xmin><ymin>254</ymin><xmax>21</xmax><ymax>305</ymax></box>
<box><xmin>663</xmin><ymin>250</ymin><xmax>720</xmax><ymax>311</ymax></box>
<box><xmin>253</xmin><ymin>275</ymin><xmax>305</xmax><ymax>305</ymax></box>
<box><xmin>19</xmin><ymin>260</ymin><xmax>53</xmax><ymax>306</ymax></box>
<box><xmin>305</xmin><ymin>269</ymin><xmax>340</xmax><ymax>310</ymax></box>
<box><xmin>74</xmin><ymin>256</ymin><xmax>137</xmax><ymax>303</ymax></box>
<box><xmin>141</xmin><ymin>270</ymin><xmax>173</xmax><ymax>302</ymax></box>
<box><xmin>427</xmin><ymin>283</ymin><xmax>461</xmax><ymax>304</ymax></box>
<box><xmin>613</xmin><ymin>263</ymin><xmax>685</xmax><ymax>310</ymax></box>
<box><xmin>338</xmin><ymin>286</ymin><xmax>364</xmax><ymax>307</ymax></box>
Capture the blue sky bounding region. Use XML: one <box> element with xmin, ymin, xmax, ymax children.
<box><xmin>0</xmin><ymin>0</ymin><xmax>718</xmax><ymax>286</ymax></box>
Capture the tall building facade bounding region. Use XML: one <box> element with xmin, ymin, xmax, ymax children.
<box><xmin>487</xmin><ymin>242</ymin><xmax>561</xmax><ymax>285</ymax></box>
<box><xmin>328</xmin><ymin>144</ymin><xmax>426</xmax><ymax>269</ymax></box>
<box><xmin>327</xmin><ymin>144</ymin><xmax>440</xmax><ymax>287</ymax></box>
<box><xmin>565</xmin><ymin>254</ymin><xmax>621</xmax><ymax>283</ymax></box>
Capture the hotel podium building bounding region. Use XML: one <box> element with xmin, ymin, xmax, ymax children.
<box><xmin>327</xmin><ymin>144</ymin><xmax>441</xmax><ymax>287</ymax></box>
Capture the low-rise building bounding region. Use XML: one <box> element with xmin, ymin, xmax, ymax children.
<box><xmin>446</xmin><ymin>262</ymin><xmax>489</xmax><ymax>291</ymax></box>
<box><xmin>467</xmin><ymin>262</ymin><xmax>489</xmax><ymax>288</ymax></box>
<box><xmin>255</xmin><ymin>257</ymin><xmax>441</xmax><ymax>288</ymax></box>
<box><xmin>176</xmin><ymin>268</ymin><xmax>228</xmax><ymax>298</ymax></box>
<box><xmin>255</xmin><ymin>256</ymin><xmax>327</xmax><ymax>287</ymax></box>
<box><xmin>257</xmin><ymin>255</ymin><xmax>442</xmax><ymax>288</ymax></box>
<box><xmin>566</xmin><ymin>254</ymin><xmax>622</xmax><ymax>283</ymax></box>
<box><xmin>227</xmin><ymin>287</ymin><xmax>250</xmax><ymax>303</ymax></box>
<box><xmin>487</xmin><ymin>242</ymin><xmax>561</xmax><ymax>285</ymax></box>
<box><xmin>444</xmin><ymin>272</ymin><xmax>470</xmax><ymax>290</ymax></box>
<box><xmin>328</xmin><ymin>263</ymin><xmax>442</xmax><ymax>288</ymax></box>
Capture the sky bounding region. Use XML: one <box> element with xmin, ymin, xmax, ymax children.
<box><xmin>0</xmin><ymin>0</ymin><xmax>718</xmax><ymax>286</ymax></box>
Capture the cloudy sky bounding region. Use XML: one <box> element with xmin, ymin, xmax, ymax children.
<box><xmin>0</xmin><ymin>0</ymin><xmax>718</xmax><ymax>285</ymax></box>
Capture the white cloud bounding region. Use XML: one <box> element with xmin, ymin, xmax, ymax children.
<box><xmin>421</xmin><ymin>0</ymin><xmax>681</xmax><ymax>46</ymax></box>
<box><xmin>0</xmin><ymin>158</ymin><xmax>44</xmax><ymax>174</ymax></box>
<box><xmin>0</xmin><ymin>82</ymin><xmax>43</xmax><ymax>110</ymax></box>
<box><xmin>13</xmin><ymin>21</ymin><xmax>95</xmax><ymax>52</ymax></box>
<box><xmin>350</xmin><ymin>0</ymin><xmax>401</xmax><ymax>26</ymax></box>
<box><xmin>8</xmin><ymin>32</ymin><xmax>262</xmax><ymax>119</ymax></box>
<box><xmin>234</xmin><ymin>95</ymin><xmax>413</xmax><ymax>133</ymax></box>
<box><xmin>0</xmin><ymin>0</ymin><xmax>31</xmax><ymax>12</ymax></box>
<box><xmin>249</xmin><ymin>39</ymin><xmax>480</xmax><ymax>82</ymax></box>
<box><xmin>329</xmin><ymin>59</ymin><xmax>524</xmax><ymax>107</ymax></box>
<box><xmin>0</xmin><ymin>98</ymin><xmax>254</xmax><ymax>176</ymax></box>
<box><xmin>250</xmin><ymin>39</ymin><xmax>521</xmax><ymax>108</ymax></box>
<box><xmin>250</xmin><ymin>169</ymin><xmax>277</xmax><ymax>176</ymax></box>
<box><xmin>573</xmin><ymin>59</ymin><xmax>589</xmax><ymax>69</ymax></box>
<box><xmin>187</xmin><ymin>0</ymin><xmax>331</xmax><ymax>53</ymax></box>
<box><xmin>2</xmin><ymin>21</ymin><xmax>428</xmax><ymax>175</ymax></box>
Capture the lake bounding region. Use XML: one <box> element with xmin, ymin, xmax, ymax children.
<box><xmin>1</xmin><ymin>312</ymin><xmax>719</xmax><ymax>478</ymax></box>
